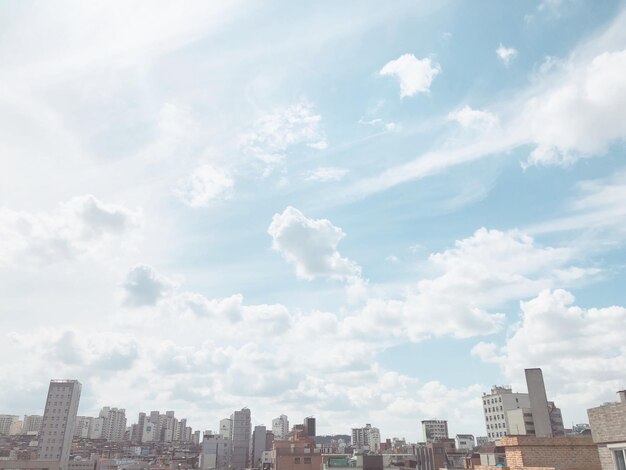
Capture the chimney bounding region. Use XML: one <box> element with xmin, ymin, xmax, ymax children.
<box><xmin>617</xmin><ymin>390</ymin><xmax>626</xmax><ymax>403</ymax></box>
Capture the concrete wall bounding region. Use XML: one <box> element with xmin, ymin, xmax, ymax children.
<box><xmin>588</xmin><ymin>397</ymin><xmax>626</xmax><ymax>470</ymax></box>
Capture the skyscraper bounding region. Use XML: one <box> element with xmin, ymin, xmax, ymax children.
<box><xmin>303</xmin><ymin>417</ymin><xmax>316</xmax><ymax>439</ymax></box>
<box><xmin>38</xmin><ymin>379</ymin><xmax>81</xmax><ymax>470</ymax></box>
<box><xmin>251</xmin><ymin>425</ymin><xmax>267</xmax><ymax>468</ymax></box>
<box><xmin>272</xmin><ymin>415</ymin><xmax>289</xmax><ymax>440</ymax></box>
<box><xmin>99</xmin><ymin>407</ymin><xmax>127</xmax><ymax>441</ymax></box>
<box><xmin>230</xmin><ymin>408</ymin><xmax>251</xmax><ymax>470</ymax></box>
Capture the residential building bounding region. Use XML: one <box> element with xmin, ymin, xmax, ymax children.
<box><xmin>23</xmin><ymin>415</ymin><xmax>43</xmax><ymax>434</ymax></box>
<box><xmin>482</xmin><ymin>385</ymin><xmax>531</xmax><ymax>440</ymax></box>
<box><xmin>421</xmin><ymin>420</ymin><xmax>448</xmax><ymax>442</ymax></box>
<box><xmin>272</xmin><ymin>433</ymin><xmax>321</xmax><ymax>470</ymax></box>
<box><xmin>455</xmin><ymin>434</ymin><xmax>475</xmax><ymax>450</ymax></box>
<box><xmin>199</xmin><ymin>432</ymin><xmax>231</xmax><ymax>470</ymax></box>
<box><xmin>352</xmin><ymin>424</ymin><xmax>381</xmax><ymax>452</ymax></box>
<box><xmin>230</xmin><ymin>408</ymin><xmax>251</xmax><ymax>470</ymax></box>
<box><xmin>252</xmin><ymin>426</ymin><xmax>267</xmax><ymax>468</ymax></box>
<box><xmin>219</xmin><ymin>418</ymin><xmax>232</xmax><ymax>440</ymax></box>
<box><xmin>99</xmin><ymin>407</ymin><xmax>126</xmax><ymax>442</ymax></box>
<box><xmin>475</xmin><ymin>436</ymin><xmax>491</xmax><ymax>447</ymax></box>
<box><xmin>588</xmin><ymin>390</ymin><xmax>626</xmax><ymax>470</ymax></box>
<box><xmin>0</xmin><ymin>415</ymin><xmax>22</xmax><ymax>435</ymax></box>
<box><xmin>272</xmin><ymin>415</ymin><xmax>289</xmax><ymax>440</ymax></box>
<box><xmin>303</xmin><ymin>417</ymin><xmax>315</xmax><ymax>439</ymax></box>
<box><xmin>38</xmin><ymin>379</ymin><xmax>82</xmax><ymax>470</ymax></box>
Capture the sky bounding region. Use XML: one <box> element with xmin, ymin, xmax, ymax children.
<box><xmin>1</xmin><ymin>0</ymin><xmax>626</xmax><ymax>442</ymax></box>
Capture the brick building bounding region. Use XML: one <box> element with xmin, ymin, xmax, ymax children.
<box><xmin>588</xmin><ymin>390</ymin><xmax>626</xmax><ymax>470</ymax></box>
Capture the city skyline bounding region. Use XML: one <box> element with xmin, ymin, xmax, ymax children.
<box><xmin>2</xmin><ymin>0</ymin><xmax>626</xmax><ymax>443</ymax></box>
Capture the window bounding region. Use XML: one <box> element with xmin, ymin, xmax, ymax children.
<box><xmin>614</xmin><ymin>449</ymin><xmax>626</xmax><ymax>470</ymax></box>
<box><xmin>294</xmin><ymin>458</ymin><xmax>301</xmax><ymax>464</ymax></box>
<box><xmin>304</xmin><ymin>458</ymin><xmax>311</xmax><ymax>464</ymax></box>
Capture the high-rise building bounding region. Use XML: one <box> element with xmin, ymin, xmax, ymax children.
<box><xmin>421</xmin><ymin>420</ymin><xmax>448</xmax><ymax>443</ymax></box>
<box><xmin>22</xmin><ymin>415</ymin><xmax>43</xmax><ymax>434</ymax></box>
<box><xmin>482</xmin><ymin>385</ymin><xmax>530</xmax><ymax>440</ymax></box>
<box><xmin>99</xmin><ymin>407</ymin><xmax>127</xmax><ymax>441</ymax></box>
<box><xmin>272</xmin><ymin>415</ymin><xmax>289</xmax><ymax>440</ymax></box>
<box><xmin>525</xmin><ymin>368</ymin><xmax>552</xmax><ymax>438</ymax></box>
<box><xmin>230</xmin><ymin>408</ymin><xmax>251</xmax><ymax>470</ymax></box>
<box><xmin>252</xmin><ymin>425</ymin><xmax>267</xmax><ymax>468</ymax></box>
<box><xmin>351</xmin><ymin>424</ymin><xmax>381</xmax><ymax>452</ymax></box>
<box><xmin>0</xmin><ymin>415</ymin><xmax>22</xmax><ymax>435</ymax></box>
<box><xmin>219</xmin><ymin>418</ymin><xmax>232</xmax><ymax>439</ymax></box>
<box><xmin>136</xmin><ymin>412</ymin><xmax>146</xmax><ymax>442</ymax></box>
<box><xmin>200</xmin><ymin>432</ymin><xmax>231</xmax><ymax>470</ymax></box>
<box><xmin>38</xmin><ymin>379</ymin><xmax>81</xmax><ymax>470</ymax></box>
<box><xmin>303</xmin><ymin>417</ymin><xmax>315</xmax><ymax>439</ymax></box>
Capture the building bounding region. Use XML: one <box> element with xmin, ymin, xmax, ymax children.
<box><xmin>0</xmin><ymin>415</ymin><xmax>22</xmax><ymax>435</ymax></box>
<box><xmin>252</xmin><ymin>425</ymin><xmax>267</xmax><ymax>468</ymax></box>
<box><xmin>455</xmin><ymin>434</ymin><xmax>475</xmax><ymax>450</ymax></box>
<box><xmin>230</xmin><ymin>408</ymin><xmax>251</xmax><ymax>470</ymax></box>
<box><xmin>219</xmin><ymin>418</ymin><xmax>232</xmax><ymax>439</ymax></box>
<box><xmin>482</xmin><ymin>385</ymin><xmax>531</xmax><ymax>440</ymax></box>
<box><xmin>99</xmin><ymin>407</ymin><xmax>126</xmax><ymax>442</ymax></box>
<box><xmin>272</xmin><ymin>415</ymin><xmax>289</xmax><ymax>440</ymax></box>
<box><xmin>272</xmin><ymin>434</ymin><xmax>321</xmax><ymax>470</ymax></box>
<box><xmin>303</xmin><ymin>417</ymin><xmax>316</xmax><ymax>439</ymax></box>
<box><xmin>199</xmin><ymin>432</ymin><xmax>231</xmax><ymax>470</ymax></box>
<box><xmin>421</xmin><ymin>420</ymin><xmax>448</xmax><ymax>442</ymax></box>
<box><xmin>23</xmin><ymin>415</ymin><xmax>43</xmax><ymax>434</ymax></box>
<box><xmin>588</xmin><ymin>390</ymin><xmax>626</xmax><ymax>470</ymax></box>
<box><xmin>352</xmin><ymin>424</ymin><xmax>381</xmax><ymax>452</ymax></box>
<box><xmin>38</xmin><ymin>379</ymin><xmax>82</xmax><ymax>470</ymax></box>
<box><xmin>525</xmin><ymin>368</ymin><xmax>553</xmax><ymax>438</ymax></box>
<box><xmin>474</xmin><ymin>435</ymin><xmax>601</xmax><ymax>470</ymax></box>
<box><xmin>475</xmin><ymin>436</ymin><xmax>491</xmax><ymax>447</ymax></box>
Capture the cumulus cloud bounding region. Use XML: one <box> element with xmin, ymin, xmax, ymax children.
<box><xmin>122</xmin><ymin>265</ymin><xmax>177</xmax><ymax>307</ymax></box>
<box><xmin>176</xmin><ymin>164</ymin><xmax>234</xmax><ymax>207</ymax></box>
<box><xmin>472</xmin><ymin>289</ymin><xmax>626</xmax><ymax>410</ymax></box>
<box><xmin>380</xmin><ymin>54</ymin><xmax>441</xmax><ymax>97</ymax></box>
<box><xmin>0</xmin><ymin>195</ymin><xmax>139</xmax><ymax>265</ymax></box>
<box><xmin>268</xmin><ymin>206</ymin><xmax>361</xmax><ymax>281</ymax></box>
<box><xmin>496</xmin><ymin>43</ymin><xmax>518</xmax><ymax>64</ymax></box>
<box><xmin>305</xmin><ymin>167</ymin><xmax>349</xmax><ymax>182</ymax></box>
<box><xmin>523</xmin><ymin>49</ymin><xmax>626</xmax><ymax>168</ymax></box>
<box><xmin>240</xmin><ymin>102</ymin><xmax>327</xmax><ymax>174</ymax></box>
<box><xmin>448</xmin><ymin>105</ymin><xmax>499</xmax><ymax>130</ymax></box>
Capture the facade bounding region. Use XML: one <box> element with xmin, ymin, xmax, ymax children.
<box><xmin>482</xmin><ymin>385</ymin><xmax>531</xmax><ymax>440</ymax></box>
<box><xmin>199</xmin><ymin>432</ymin><xmax>231</xmax><ymax>470</ymax></box>
<box><xmin>352</xmin><ymin>424</ymin><xmax>381</xmax><ymax>452</ymax></box>
<box><xmin>23</xmin><ymin>415</ymin><xmax>43</xmax><ymax>434</ymax></box>
<box><xmin>303</xmin><ymin>417</ymin><xmax>316</xmax><ymax>438</ymax></box>
<box><xmin>421</xmin><ymin>420</ymin><xmax>448</xmax><ymax>443</ymax></box>
<box><xmin>0</xmin><ymin>415</ymin><xmax>22</xmax><ymax>435</ymax></box>
<box><xmin>272</xmin><ymin>415</ymin><xmax>289</xmax><ymax>440</ymax></box>
<box><xmin>230</xmin><ymin>408</ymin><xmax>251</xmax><ymax>470</ymax></box>
<box><xmin>38</xmin><ymin>379</ymin><xmax>82</xmax><ymax>470</ymax></box>
<box><xmin>272</xmin><ymin>435</ymin><xmax>321</xmax><ymax>470</ymax></box>
<box><xmin>455</xmin><ymin>434</ymin><xmax>475</xmax><ymax>450</ymax></box>
<box><xmin>99</xmin><ymin>407</ymin><xmax>127</xmax><ymax>442</ymax></box>
<box><xmin>252</xmin><ymin>425</ymin><xmax>267</xmax><ymax>468</ymax></box>
<box><xmin>588</xmin><ymin>390</ymin><xmax>626</xmax><ymax>470</ymax></box>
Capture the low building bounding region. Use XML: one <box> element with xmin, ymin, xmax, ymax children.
<box><xmin>455</xmin><ymin>434</ymin><xmax>475</xmax><ymax>450</ymax></box>
<box><xmin>588</xmin><ymin>390</ymin><xmax>626</xmax><ymax>470</ymax></box>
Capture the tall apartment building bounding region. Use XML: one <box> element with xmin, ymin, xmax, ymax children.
<box><xmin>99</xmin><ymin>407</ymin><xmax>126</xmax><ymax>441</ymax></box>
<box><xmin>23</xmin><ymin>415</ymin><xmax>43</xmax><ymax>434</ymax></box>
<box><xmin>303</xmin><ymin>417</ymin><xmax>316</xmax><ymax>438</ymax></box>
<box><xmin>200</xmin><ymin>432</ymin><xmax>231</xmax><ymax>470</ymax></box>
<box><xmin>421</xmin><ymin>420</ymin><xmax>448</xmax><ymax>442</ymax></box>
<box><xmin>38</xmin><ymin>379</ymin><xmax>82</xmax><ymax>470</ymax></box>
<box><xmin>230</xmin><ymin>408</ymin><xmax>251</xmax><ymax>470</ymax></box>
<box><xmin>272</xmin><ymin>415</ymin><xmax>289</xmax><ymax>440</ymax></box>
<box><xmin>0</xmin><ymin>415</ymin><xmax>22</xmax><ymax>435</ymax></box>
<box><xmin>252</xmin><ymin>425</ymin><xmax>267</xmax><ymax>468</ymax></box>
<box><xmin>219</xmin><ymin>418</ymin><xmax>232</xmax><ymax>439</ymax></box>
<box><xmin>351</xmin><ymin>424</ymin><xmax>381</xmax><ymax>452</ymax></box>
<box><xmin>482</xmin><ymin>385</ymin><xmax>530</xmax><ymax>440</ymax></box>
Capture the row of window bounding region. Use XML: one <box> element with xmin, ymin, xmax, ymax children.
<box><xmin>486</xmin><ymin>414</ymin><xmax>504</xmax><ymax>421</ymax></box>
<box><xmin>486</xmin><ymin>423</ymin><xmax>505</xmax><ymax>430</ymax></box>
<box><xmin>487</xmin><ymin>431</ymin><xmax>506</xmax><ymax>438</ymax></box>
<box><xmin>485</xmin><ymin>406</ymin><xmax>503</xmax><ymax>413</ymax></box>
<box><xmin>293</xmin><ymin>458</ymin><xmax>312</xmax><ymax>464</ymax></box>
<box><xmin>483</xmin><ymin>396</ymin><xmax>502</xmax><ymax>405</ymax></box>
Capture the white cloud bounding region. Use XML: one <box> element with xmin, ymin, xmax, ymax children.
<box><xmin>176</xmin><ymin>164</ymin><xmax>234</xmax><ymax>207</ymax></box>
<box><xmin>448</xmin><ymin>105</ymin><xmax>499</xmax><ymax>130</ymax></box>
<box><xmin>472</xmin><ymin>289</ymin><xmax>626</xmax><ymax>414</ymax></box>
<box><xmin>240</xmin><ymin>102</ymin><xmax>327</xmax><ymax>174</ymax></box>
<box><xmin>496</xmin><ymin>43</ymin><xmax>518</xmax><ymax>64</ymax></box>
<box><xmin>380</xmin><ymin>54</ymin><xmax>441</xmax><ymax>97</ymax></box>
<box><xmin>0</xmin><ymin>195</ymin><xmax>139</xmax><ymax>266</ymax></box>
<box><xmin>268</xmin><ymin>206</ymin><xmax>361</xmax><ymax>281</ymax></box>
<box><xmin>122</xmin><ymin>265</ymin><xmax>176</xmax><ymax>307</ymax></box>
<box><xmin>305</xmin><ymin>167</ymin><xmax>349</xmax><ymax>182</ymax></box>
<box><xmin>358</xmin><ymin>118</ymin><xmax>398</xmax><ymax>131</ymax></box>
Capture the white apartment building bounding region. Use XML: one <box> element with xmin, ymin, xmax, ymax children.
<box><xmin>0</xmin><ymin>415</ymin><xmax>22</xmax><ymax>435</ymax></box>
<box><xmin>99</xmin><ymin>407</ymin><xmax>126</xmax><ymax>442</ymax></box>
<box><xmin>38</xmin><ymin>379</ymin><xmax>82</xmax><ymax>470</ymax></box>
<box><xmin>482</xmin><ymin>385</ymin><xmax>530</xmax><ymax>440</ymax></box>
<box><xmin>421</xmin><ymin>420</ymin><xmax>448</xmax><ymax>442</ymax></box>
<box><xmin>23</xmin><ymin>415</ymin><xmax>43</xmax><ymax>434</ymax></box>
<box><xmin>352</xmin><ymin>424</ymin><xmax>381</xmax><ymax>452</ymax></box>
<box><xmin>271</xmin><ymin>415</ymin><xmax>289</xmax><ymax>440</ymax></box>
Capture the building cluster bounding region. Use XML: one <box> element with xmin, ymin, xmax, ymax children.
<box><xmin>1</xmin><ymin>368</ymin><xmax>625</xmax><ymax>470</ymax></box>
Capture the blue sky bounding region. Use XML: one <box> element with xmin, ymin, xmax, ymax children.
<box><xmin>1</xmin><ymin>0</ymin><xmax>626</xmax><ymax>441</ymax></box>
